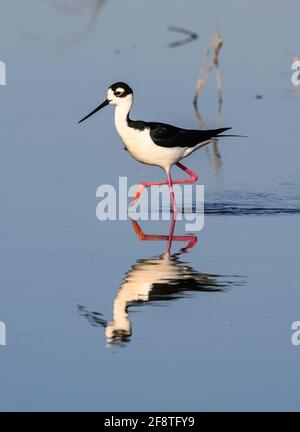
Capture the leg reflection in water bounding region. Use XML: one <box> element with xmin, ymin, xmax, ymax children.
<box><xmin>131</xmin><ymin>213</ymin><xmax>197</xmax><ymax>255</ymax></box>
<box><xmin>79</xmin><ymin>215</ymin><xmax>241</xmax><ymax>346</ymax></box>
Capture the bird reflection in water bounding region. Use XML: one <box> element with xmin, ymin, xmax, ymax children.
<box><xmin>79</xmin><ymin>216</ymin><xmax>240</xmax><ymax>346</ymax></box>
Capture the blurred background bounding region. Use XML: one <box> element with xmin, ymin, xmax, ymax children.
<box><xmin>0</xmin><ymin>0</ymin><xmax>299</xmax><ymax>412</ymax></box>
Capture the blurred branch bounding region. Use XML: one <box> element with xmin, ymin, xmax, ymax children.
<box><xmin>167</xmin><ymin>26</ymin><xmax>199</xmax><ymax>48</ymax></box>
<box><xmin>193</xmin><ymin>22</ymin><xmax>223</xmax><ymax>108</ymax></box>
<box><xmin>49</xmin><ymin>0</ymin><xmax>106</xmax><ymax>43</ymax></box>
<box><xmin>193</xmin><ymin>23</ymin><xmax>224</xmax><ymax>178</ymax></box>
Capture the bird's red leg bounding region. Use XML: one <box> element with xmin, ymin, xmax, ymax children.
<box><xmin>130</xmin><ymin>162</ymin><xmax>198</xmax><ymax>205</ymax></box>
<box><xmin>173</xmin><ymin>161</ymin><xmax>198</xmax><ymax>184</ymax></box>
<box><xmin>167</xmin><ymin>172</ymin><xmax>177</xmax><ymax>214</ymax></box>
<box><xmin>130</xmin><ymin>179</ymin><xmax>168</xmax><ymax>205</ymax></box>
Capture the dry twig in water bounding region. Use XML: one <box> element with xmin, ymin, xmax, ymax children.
<box><xmin>193</xmin><ymin>22</ymin><xmax>223</xmax><ymax>108</ymax></box>
<box><xmin>194</xmin><ymin>101</ymin><xmax>223</xmax><ymax>178</ymax></box>
<box><xmin>193</xmin><ymin>23</ymin><xmax>224</xmax><ymax>177</ymax></box>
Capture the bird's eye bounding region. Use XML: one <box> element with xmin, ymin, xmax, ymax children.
<box><xmin>115</xmin><ymin>91</ymin><xmax>122</xmax><ymax>96</ymax></box>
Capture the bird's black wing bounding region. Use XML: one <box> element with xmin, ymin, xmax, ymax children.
<box><xmin>147</xmin><ymin>122</ymin><xmax>231</xmax><ymax>148</ymax></box>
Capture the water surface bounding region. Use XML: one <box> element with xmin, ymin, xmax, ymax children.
<box><xmin>0</xmin><ymin>0</ymin><xmax>300</xmax><ymax>412</ymax></box>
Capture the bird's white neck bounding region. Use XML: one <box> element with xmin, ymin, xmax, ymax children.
<box><xmin>114</xmin><ymin>98</ymin><xmax>133</xmax><ymax>131</ymax></box>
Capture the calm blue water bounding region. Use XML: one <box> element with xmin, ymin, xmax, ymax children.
<box><xmin>0</xmin><ymin>0</ymin><xmax>300</xmax><ymax>411</ymax></box>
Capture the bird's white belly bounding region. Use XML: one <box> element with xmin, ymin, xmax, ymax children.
<box><xmin>116</xmin><ymin>125</ymin><xmax>184</xmax><ymax>171</ymax></box>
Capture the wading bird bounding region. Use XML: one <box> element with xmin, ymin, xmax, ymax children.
<box><xmin>79</xmin><ymin>82</ymin><xmax>237</xmax><ymax>212</ymax></box>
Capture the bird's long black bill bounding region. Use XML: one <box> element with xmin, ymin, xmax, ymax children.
<box><xmin>78</xmin><ymin>99</ymin><xmax>109</xmax><ymax>124</ymax></box>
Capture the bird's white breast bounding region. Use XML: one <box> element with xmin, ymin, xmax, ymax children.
<box><xmin>114</xmin><ymin>112</ymin><xmax>184</xmax><ymax>171</ymax></box>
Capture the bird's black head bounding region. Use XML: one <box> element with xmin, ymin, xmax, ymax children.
<box><xmin>78</xmin><ymin>81</ymin><xmax>133</xmax><ymax>124</ymax></box>
<box><xmin>109</xmin><ymin>82</ymin><xmax>133</xmax><ymax>98</ymax></box>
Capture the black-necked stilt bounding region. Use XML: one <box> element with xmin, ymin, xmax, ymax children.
<box><xmin>79</xmin><ymin>82</ymin><xmax>237</xmax><ymax>212</ymax></box>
